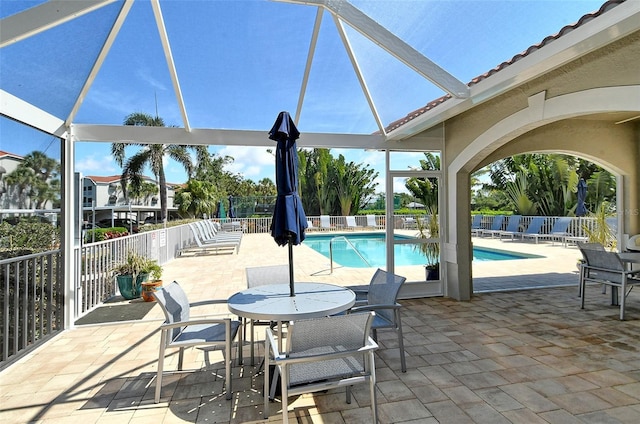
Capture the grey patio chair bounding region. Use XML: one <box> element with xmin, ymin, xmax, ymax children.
<box><xmin>264</xmin><ymin>312</ymin><xmax>379</xmax><ymax>423</ymax></box>
<box><xmin>348</xmin><ymin>268</ymin><xmax>408</xmax><ymax>372</ymax></box>
<box><xmin>577</xmin><ymin>244</ymin><xmax>640</xmax><ymax>320</ymax></box>
<box><xmin>152</xmin><ymin>281</ymin><xmax>241</xmax><ymax>402</ymax></box>
<box><xmin>577</xmin><ymin>242</ymin><xmax>606</xmax><ymax>296</ymax></box>
<box><xmin>245</xmin><ymin>264</ymin><xmax>290</xmax><ymax>365</ymax></box>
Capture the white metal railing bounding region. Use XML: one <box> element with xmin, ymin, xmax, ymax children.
<box><xmin>0</xmin><ymin>214</ymin><xmax>611</xmax><ymax>370</ymax></box>
<box><xmin>472</xmin><ymin>215</ymin><xmax>598</xmax><ymax>240</ymax></box>
<box><xmin>74</xmin><ymin>224</ymin><xmax>190</xmax><ymax>319</ymax></box>
<box><xmin>1</xmin><ymin>250</ymin><xmax>63</xmax><ymax>370</ymax></box>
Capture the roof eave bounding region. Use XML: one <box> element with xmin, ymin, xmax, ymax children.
<box><xmin>385</xmin><ymin>0</ymin><xmax>640</xmax><ymax>142</ymax></box>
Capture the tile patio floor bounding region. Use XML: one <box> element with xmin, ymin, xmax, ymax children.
<box><xmin>1</xmin><ymin>233</ymin><xmax>640</xmax><ymax>423</ymax></box>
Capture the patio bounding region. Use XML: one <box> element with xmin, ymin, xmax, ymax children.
<box><xmin>1</xmin><ymin>234</ymin><xmax>640</xmax><ymax>423</ymax></box>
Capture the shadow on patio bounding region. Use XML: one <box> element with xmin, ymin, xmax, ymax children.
<box><xmin>1</xmin><ymin>234</ymin><xmax>640</xmax><ymax>423</ymax></box>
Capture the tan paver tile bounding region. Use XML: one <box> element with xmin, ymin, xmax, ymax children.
<box><xmin>3</xmin><ymin>235</ymin><xmax>640</xmax><ymax>423</ymax></box>
<box><xmin>501</xmin><ymin>407</ymin><xmax>549</xmax><ymax>424</ymax></box>
<box><xmin>475</xmin><ymin>387</ymin><xmax>523</xmax><ymax>412</ymax></box>
<box><xmin>425</xmin><ymin>399</ymin><xmax>474</xmax><ymax>423</ymax></box>
<box><xmin>549</xmin><ymin>391</ymin><xmax>614</xmax><ymax>414</ymax></box>
<box><xmin>378</xmin><ymin>399</ymin><xmax>433</xmax><ymax>423</ymax></box>
<box><xmin>500</xmin><ymin>382</ymin><xmax>559</xmax><ymax>413</ymax></box>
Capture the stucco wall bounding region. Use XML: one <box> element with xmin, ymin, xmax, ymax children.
<box><xmin>439</xmin><ymin>30</ymin><xmax>640</xmax><ymax>300</ymax></box>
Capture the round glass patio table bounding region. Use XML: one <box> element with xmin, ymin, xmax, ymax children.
<box><xmin>227</xmin><ymin>282</ymin><xmax>356</xmax><ymax>322</ymax></box>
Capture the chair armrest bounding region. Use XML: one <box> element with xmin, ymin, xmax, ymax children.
<box><xmin>349</xmin><ymin>303</ymin><xmax>401</xmax><ymax>314</ymax></box>
<box><xmin>583</xmin><ymin>264</ymin><xmax>640</xmax><ymax>277</ymax></box>
<box><xmin>265</xmin><ymin>327</ymin><xmax>285</xmax><ymax>360</ymax></box>
<box><xmin>273</xmin><ymin>342</ymin><xmax>378</xmax><ymax>366</ymax></box>
<box><xmin>189</xmin><ymin>299</ymin><xmax>227</xmax><ymax>308</ymax></box>
<box><xmin>160</xmin><ymin>317</ymin><xmax>234</xmax><ymax>330</ymax></box>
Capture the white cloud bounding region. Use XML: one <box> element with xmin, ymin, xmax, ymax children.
<box><xmin>75</xmin><ymin>154</ymin><xmax>117</xmax><ymax>176</ymax></box>
<box><xmin>218</xmin><ymin>146</ymin><xmax>275</xmax><ymax>181</ymax></box>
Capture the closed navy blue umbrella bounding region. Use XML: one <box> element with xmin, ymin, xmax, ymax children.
<box><xmin>269</xmin><ymin>111</ymin><xmax>308</xmax><ymax>296</ymax></box>
<box><xmin>576</xmin><ymin>178</ymin><xmax>588</xmax><ymax>217</ymax></box>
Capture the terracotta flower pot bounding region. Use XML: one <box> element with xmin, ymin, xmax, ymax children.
<box><xmin>141</xmin><ymin>280</ymin><xmax>163</xmax><ymax>302</ymax></box>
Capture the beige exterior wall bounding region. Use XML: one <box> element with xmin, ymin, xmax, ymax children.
<box><xmin>436</xmin><ymin>30</ymin><xmax>640</xmax><ymax>300</ymax></box>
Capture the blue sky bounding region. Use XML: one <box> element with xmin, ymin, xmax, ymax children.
<box><xmin>1</xmin><ymin>0</ymin><xmax>605</xmax><ymax>193</ymax></box>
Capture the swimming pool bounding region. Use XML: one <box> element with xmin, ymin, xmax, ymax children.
<box><xmin>303</xmin><ymin>233</ymin><xmax>543</xmax><ymax>268</ymax></box>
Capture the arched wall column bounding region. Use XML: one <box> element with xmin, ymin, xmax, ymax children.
<box><xmin>444</xmin><ymin>86</ymin><xmax>640</xmax><ymax>300</ymax></box>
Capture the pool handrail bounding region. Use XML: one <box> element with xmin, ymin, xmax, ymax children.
<box><xmin>329</xmin><ymin>236</ymin><xmax>371</xmax><ymax>273</ymax></box>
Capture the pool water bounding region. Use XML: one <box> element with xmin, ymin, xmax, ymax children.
<box><xmin>303</xmin><ymin>233</ymin><xmax>543</xmax><ymax>268</ymax></box>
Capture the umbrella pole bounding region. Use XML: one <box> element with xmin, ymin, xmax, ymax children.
<box><xmin>288</xmin><ymin>241</ymin><xmax>295</xmax><ymax>297</ymax></box>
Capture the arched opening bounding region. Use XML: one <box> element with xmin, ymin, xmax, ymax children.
<box><xmin>447</xmin><ymin>87</ymin><xmax>640</xmax><ymax>299</ymax></box>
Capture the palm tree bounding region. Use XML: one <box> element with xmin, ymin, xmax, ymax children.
<box><xmin>111</xmin><ymin>112</ymin><xmax>209</xmax><ymax>222</ymax></box>
<box><xmin>4</xmin><ymin>151</ymin><xmax>60</xmax><ymax>209</ymax></box>
<box><xmin>405</xmin><ymin>153</ymin><xmax>440</xmax><ymax>209</ymax></box>
<box><xmin>127</xmin><ymin>180</ymin><xmax>158</xmax><ymax>205</ymax></box>
<box><xmin>174</xmin><ymin>179</ymin><xmax>219</xmax><ymax>218</ymax></box>
<box><xmin>4</xmin><ymin>166</ymin><xmax>36</xmax><ymax>208</ymax></box>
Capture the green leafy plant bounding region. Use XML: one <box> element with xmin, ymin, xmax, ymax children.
<box><xmin>148</xmin><ymin>261</ymin><xmax>163</xmax><ymax>282</ymax></box>
<box><xmin>414</xmin><ymin>206</ymin><xmax>440</xmax><ymax>269</ymax></box>
<box><xmin>111</xmin><ymin>251</ymin><xmax>161</xmax><ymax>284</ymax></box>
<box><xmin>583</xmin><ymin>202</ymin><xmax>616</xmax><ymax>250</ymax></box>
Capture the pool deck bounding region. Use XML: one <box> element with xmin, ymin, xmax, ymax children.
<box><xmin>2</xmin><ymin>233</ymin><xmax>640</xmax><ymax>423</ymax></box>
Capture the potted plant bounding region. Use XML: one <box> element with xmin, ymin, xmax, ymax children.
<box><xmin>415</xmin><ymin>206</ymin><xmax>440</xmax><ymax>280</ymax></box>
<box><xmin>583</xmin><ymin>202</ymin><xmax>616</xmax><ymax>250</ymax></box>
<box><xmin>141</xmin><ymin>262</ymin><xmax>163</xmax><ymax>302</ymax></box>
<box><xmin>111</xmin><ymin>251</ymin><xmax>160</xmax><ymax>300</ymax></box>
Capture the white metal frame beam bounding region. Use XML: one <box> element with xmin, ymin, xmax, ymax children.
<box><xmin>294</xmin><ymin>7</ymin><xmax>323</xmax><ymax>126</ymax></box>
<box><xmin>278</xmin><ymin>0</ymin><xmax>470</xmax><ymax>99</ymax></box>
<box><xmin>0</xmin><ymin>0</ymin><xmax>116</xmax><ymax>48</ymax></box>
<box><xmin>1</xmin><ymin>89</ymin><xmax>66</xmax><ymax>137</ymax></box>
<box><xmin>332</xmin><ymin>14</ymin><xmax>386</xmax><ymax>135</ymax></box>
<box><xmin>150</xmin><ymin>0</ymin><xmax>191</xmax><ymax>132</ymax></box>
<box><xmin>66</xmin><ymin>0</ymin><xmax>134</xmax><ymax>126</ymax></box>
<box><xmin>71</xmin><ymin>122</ymin><xmax>443</xmax><ymax>151</ymax></box>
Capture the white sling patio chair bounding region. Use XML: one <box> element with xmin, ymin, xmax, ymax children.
<box><xmin>366</xmin><ymin>214</ymin><xmax>381</xmax><ymax>229</ymax></box>
<box><xmin>152</xmin><ymin>281</ymin><xmax>241</xmax><ymax>402</ymax></box>
<box><xmin>345</xmin><ymin>215</ymin><xmax>362</xmax><ymax>230</ymax></box>
<box><xmin>264</xmin><ymin>312</ymin><xmax>378</xmax><ymax>423</ymax></box>
<box><xmin>200</xmin><ymin>220</ymin><xmax>243</xmax><ymax>242</ymax></box>
<box><xmin>179</xmin><ymin>223</ymin><xmax>240</xmax><ymax>256</ymax></box>
<box><xmin>319</xmin><ymin>215</ymin><xmax>331</xmax><ymax>230</ymax></box>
